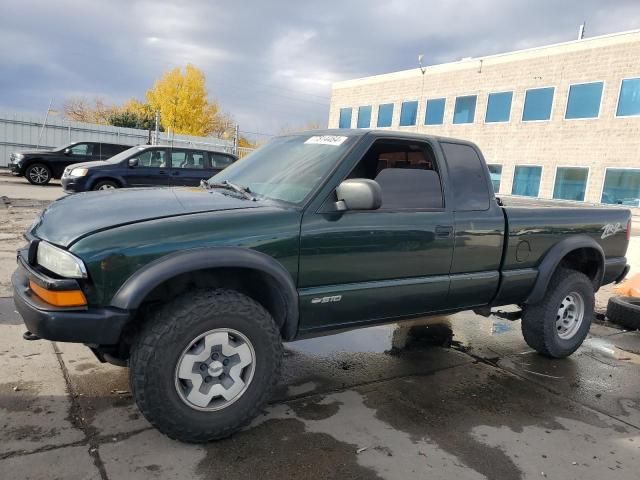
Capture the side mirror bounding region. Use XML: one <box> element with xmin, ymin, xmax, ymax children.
<box><xmin>64</xmin><ymin>148</ymin><xmax>71</xmax><ymax>156</ymax></box>
<box><xmin>335</xmin><ymin>179</ymin><xmax>382</xmax><ymax>211</ymax></box>
<box><xmin>128</xmin><ymin>158</ymin><xmax>138</xmax><ymax>167</ymax></box>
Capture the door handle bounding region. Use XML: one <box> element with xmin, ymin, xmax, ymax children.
<box><xmin>158</xmin><ymin>170</ymin><xmax>166</xmax><ymax>175</ymax></box>
<box><xmin>435</xmin><ymin>225</ymin><xmax>453</xmax><ymax>238</ymax></box>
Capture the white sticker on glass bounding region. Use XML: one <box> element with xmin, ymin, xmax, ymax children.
<box><xmin>304</xmin><ymin>135</ymin><xmax>348</xmax><ymax>146</ymax></box>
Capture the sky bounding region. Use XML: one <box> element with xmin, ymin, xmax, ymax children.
<box><xmin>1</xmin><ymin>0</ymin><xmax>639</xmax><ymax>141</ymax></box>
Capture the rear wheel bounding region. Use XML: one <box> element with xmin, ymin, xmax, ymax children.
<box><xmin>25</xmin><ymin>163</ymin><xmax>52</xmax><ymax>185</ymax></box>
<box><xmin>129</xmin><ymin>289</ymin><xmax>283</xmax><ymax>443</ymax></box>
<box><xmin>92</xmin><ymin>180</ymin><xmax>119</xmax><ymax>190</ymax></box>
<box><xmin>521</xmin><ymin>268</ymin><xmax>594</xmax><ymax>358</ymax></box>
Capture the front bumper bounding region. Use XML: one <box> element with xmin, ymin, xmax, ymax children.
<box><xmin>8</xmin><ymin>161</ymin><xmax>22</xmax><ymax>175</ymax></box>
<box><xmin>60</xmin><ymin>174</ymin><xmax>89</xmax><ymax>193</ymax></box>
<box><xmin>11</xmin><ymin>252</ymin><xmax>130</xmax><ymax>344</ymax></box>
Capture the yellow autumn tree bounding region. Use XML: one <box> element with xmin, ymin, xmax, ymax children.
<box><xmin>146</xmin><ymin>65</ymin><xmax>221</xmax><ymax>136</ymax></box>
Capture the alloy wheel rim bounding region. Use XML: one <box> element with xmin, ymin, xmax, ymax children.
<box><xmin>29</xmin><ymin>166</ymin><xmax>49</xmax><ymax>184</ymax></box>
<box><xmin>555</xmin><ymin>291</ymin><xmax>585</xmax><ymax>340</ymax></box>
<box><xmin>98</xmin><ymin>184</ymin><xmax>116</xmax><ymax>190</ymax></box>
<box><xmin>174</xmin><ymin>328</ymin><xmax>256</xmax><ymax>411</ymax></box>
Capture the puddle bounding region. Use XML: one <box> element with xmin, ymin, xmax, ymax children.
<box><xmin>286</xmin><ymin>317</ymin><xmax>454</xmax><ymax>356</ymax></box>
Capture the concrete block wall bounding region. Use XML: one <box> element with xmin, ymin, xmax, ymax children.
<box><xmin>329</xmin><ymin>30</ymin><xmax>640</xmax><ymax>205</ymax></box>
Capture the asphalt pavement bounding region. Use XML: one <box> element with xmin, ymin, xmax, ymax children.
<box><xmin>1</xmin><ymin>299</ymin><xmax>639</xmax><ymax>480</ymax></box>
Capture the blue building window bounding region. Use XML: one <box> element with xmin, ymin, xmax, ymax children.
<box><xmin>357</xmin><ymin>106</ymin><xmax>372</xmax><ymax>128</ymax></box>
<box><xmin>453</xmin><ymin>95</ymin><xmax>477</xmax><ymax>124</ymax></box>
<box><xmin>616</xmin><ymin>78</ymin><xmax>640</xmax><ymax>117</ymax></box>
<box><xmin>512</xmin><ymin>166</ymin><xmax>542</xmax><ymax>197</ymax></box>
<box><xmin>601</xmin><ymin>169</ymin><xmax>640</xmax><ymax>206</ymax></box>
<box><xmin>425</xmin><ymin>98</ymin><xmax>445</xmax><ymax>125</ymax></box>
<box><xmin>565</xmin><ymin>82</ymin><xmax>603</xmax><ymax>119</ymax></box>
<box><xmin>553</xmin><ymin>167</ymin><xmax>588</xmax><ymax>201</ymax></box>
<box><xmin>399</xmin><ymin>100</ymin><xmax>419</xmax><ymax>126</ymax></box>
<box><xmin>377</xmin><ymin>103</ymin><xmax>394</xmax><ymax>127</ymax></box>
<box><xmin>485</xmin><ymin>92</ymin><xmax>513</xmax><ymax>123</ymax></box>
<box><xmin>522</xmin><ymin>87</ymin><xmax>554</xmax><ymax>121</ymax></box>
<box><xmin>487</xmin><ymin>164</ymin><xmax>502</xmax><ymax>192</ymax></box>
<box><xmin>338</xmin><ymin>108</ymin><xmax>352</xmax><ymax>128</ymax></box>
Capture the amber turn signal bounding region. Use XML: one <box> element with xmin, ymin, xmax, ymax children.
<box><xmin>29</xmin><ymin>281</ymin><xmax>87</xmax><ymax>307</ymax></box>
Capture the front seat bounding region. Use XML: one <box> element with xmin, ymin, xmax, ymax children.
<box><xmin>375</xmin><ymin>168</ymin><xmax>443</xmax><ymax>209</ymax></box>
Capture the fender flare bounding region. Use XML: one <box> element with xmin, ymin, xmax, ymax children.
<box><xmin>110</xmin><ymin>247</ymin><xmax>299</xmax><ymax>339</ymax></box>
<box><xmin>525</xmin><ymin>235</ymin><xmax>604</xmax><ymax>304</ymax></box>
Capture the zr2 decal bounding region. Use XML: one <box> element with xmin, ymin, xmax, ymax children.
<box><xmin>601</xmin><ymin>222</ymin><xmax>624</xmax><ymax>239</ymax></box>
<box><xmin>311</xmin><ymin>295</ymin><xmax>342</xmax><ymax>304</ymax></box>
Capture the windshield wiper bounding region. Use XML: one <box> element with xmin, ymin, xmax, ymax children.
<box><xmin>203</xmin><ymin>180</ymin><xmax>255</xmax><ymax>201</ymax></box>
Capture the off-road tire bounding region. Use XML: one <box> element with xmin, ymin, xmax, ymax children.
<box><xmin>521</xmin><ymin>268</ymin><xmax>594</xmax><ymax>358</ymax></box>
<box><xmin>606</xmin><ymin>296</ymin><xmax>640</xmax><ymax>330</ymax></box>
<box><xmin>25</xmin><ymin>163</ymin><xmax>52</xmax><ymax>185</ymax></box>
<box><xmin>129</xmin><ymin>289</ymin><xmax>283</xmax><ymax>443</ymax></box>
<box><xmin>92</xmin><ymin>179</ymin><xmax>119</xmax><ymax>190</ymax></box>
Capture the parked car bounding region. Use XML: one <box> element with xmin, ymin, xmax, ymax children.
<box><xmin>8</xmin><ymin>142</ymin><xmax>131</xmax><ymax>185</ymax></box>
<box><xmin>60</xmin><ymin>145</ymin><xmax>237</xmax><ymax>192</ymax></box>
<box><xmin>12</xmin><ymin>130</ymin><xmax>631</xmax><ymax>443</ymax></box>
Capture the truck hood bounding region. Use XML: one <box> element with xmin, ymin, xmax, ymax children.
<box><xmin>30</xmin><ymin>187</ymin><xmax>268</xmax><ymax>247</ymax></box>
<box><xmin>17</xmin><ymin>149</ymin><xmax>57</xmax><ymax>156</ymax></box>
<box><xmin>65</xmin><ymin>160</ymin><xmax>107</xmax><ymax>170</ymax></box>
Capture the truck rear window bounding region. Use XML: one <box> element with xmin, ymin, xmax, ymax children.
<box><xmin>440</xmin><ymin>142</ymin><xmax>490</xmax><ymax>211</ymax></box>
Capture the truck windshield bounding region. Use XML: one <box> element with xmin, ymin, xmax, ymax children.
<box><xmin>209</xmin><ymin>134</ymin><xmax>356</xmax><ymax>205</ymax></box>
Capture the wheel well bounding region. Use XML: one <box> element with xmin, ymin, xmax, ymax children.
<box><xmin>558</xmin><ymin>247</ymin><xmax>602</xmax><ymax>289</ymax></box>
<box><xmin>93</xmin><ymin>177</ymin><xmax>122</xmax><ymax>188</ymax></box>
<box><xmin>123</xmin><ymin>267</ymin><xmax>289</xmax><ymax>345</ymax></box>
<box><xmin>25</xmin><ymin>159</ymin><xmax>48</xmax><ymax>169</ymax></box>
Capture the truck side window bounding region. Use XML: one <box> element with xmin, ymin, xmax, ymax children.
<box><xmin>440</xmin><ymin>142</ymin><xmax>490</xmax><ymax>211</ymax></box>
<box><xmin>347</xmin><ymin>140</ymin><xmax>443</xmax><ymax>210</ymax></box>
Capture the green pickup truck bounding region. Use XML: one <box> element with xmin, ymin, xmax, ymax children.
<box><xmin>12</xmin><ymin>130</ymin><xmax>631</xmax><ymax>442</ymax></box>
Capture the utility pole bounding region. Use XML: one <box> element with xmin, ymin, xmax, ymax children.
<box><xmin>233</xmin><ymin>124</ymin><xmax>239</xmax><ymax>155</ymax></box>
<box><xmin>154</xmin><ymin>111</ymin><xmax>160</xmax><ymax>145</ymax></box>
<box><xmin>37</xmin><ymin>98</ymin><xmax>53</xmax><ymax>148</ymax></box>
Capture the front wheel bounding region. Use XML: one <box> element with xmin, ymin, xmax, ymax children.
<box><xmin>25</xmin><ymin>163</ymin><xmax>52</xmax><ymax>185</ymax></box>
<box><xmin>521</xmin><ymin>268</ymin><xmax>594</xmax><ymax>358</ymax></box>
<box><xmin>92</xmin><ymin>180</ymin><xmax>119</xmax><ymax>190</ymax></box>
<box><xmin>129</xmin><ymin>289</ymin><xmax>283</xmax><ymax>443</ymax></box>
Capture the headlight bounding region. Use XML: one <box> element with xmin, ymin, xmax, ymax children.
<box><xmin>36</xmin><ymin>241</ymin><xmax>87</xmax><ymax>278</ymax></box>
<box><xmin>70</xmin><ymin>168</ymin><xmax>88</xmax><ymax>177</ymax></box>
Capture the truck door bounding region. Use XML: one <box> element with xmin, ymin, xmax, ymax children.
<box><xmin>439</xmin><ymin>142</ymin><xmax>505</xmax><ymax>308</ymax></box>
<box><xmin>297</xmin><ymin>138</ymin><xmax>455</xmax><ymax>333</ymax></box>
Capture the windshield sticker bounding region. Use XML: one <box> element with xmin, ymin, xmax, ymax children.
<box><xmin>304</xmin><ymin>135</ymin><xmax>348</xmax><ymax>146</ymax></box>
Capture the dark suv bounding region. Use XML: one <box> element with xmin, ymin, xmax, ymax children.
<box><xmin>9</xmin><ymin>142</ymin><xmax>131</xmax><ymax>185</ymax></box>
<box><xmin>61</xmin><ymin>145</ymin><xmax>237</xmax><ymax>192</ymax></box>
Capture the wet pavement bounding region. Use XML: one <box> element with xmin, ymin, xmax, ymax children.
<box><xmin>1</xmin><ymin>298</ymin><xmax>639</xmax><ymax>480</ymax></box>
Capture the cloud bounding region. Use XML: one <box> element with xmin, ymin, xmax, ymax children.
<box><xmin>0</xmin><ymin>0</ymin><xmax>638</xmax><ymax>138</ymax></box>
